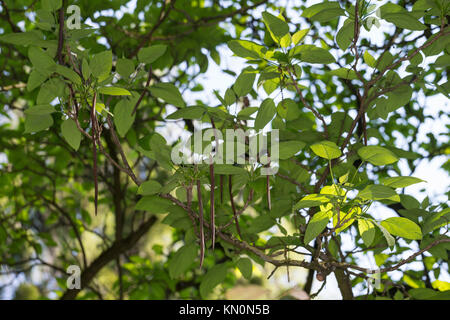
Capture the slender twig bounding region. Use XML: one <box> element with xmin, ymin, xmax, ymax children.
<box><xmin>196</xmin><ymin>178</ymin><xmax>205</xmax><ymax>269</ymax></box>
<box><xmin>106</xmin><ymin>115</ymin><xmax>141</xmax><ymax>185</ymax></box>
<box><xmin>228</xmin><ymin>175</ymin><xmax>242</xmax><ymax>239</ymax></box>
<box><xmin>131</xmin><ymin>67</ymin><xmax>152</xmax><ymax>115</ymax></box>
<box><xmin>129</xmin><ymin>0</ymin><xmax>174</xmax><ymax>58</ymax></box>
<box><xmin>333</xmin><ymin>238</ymin><xmax>450</xmax><ymax>274</ymax></box>
<box><xmin>286</xmin><ymin>67</ymin><xmax>329</xmax><ymax>138</ymax></box>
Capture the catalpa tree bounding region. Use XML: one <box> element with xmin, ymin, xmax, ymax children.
<box><xmin>0</xmin><ymin>0</ymin><xmax>449</xmax><ymax>300</ymax></box>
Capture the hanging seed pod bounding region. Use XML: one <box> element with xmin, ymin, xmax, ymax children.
<box><xmin>243</xmin><ymin>96</ymin><xmax>250</xmax><ymax>107</ymax></box>
<box><xmin>186</xmin><ymin>184</ymin><xmax>198</xmax><ymax>235</ymax></box>
<box><xmin>228</xmin><ymin>175</ymin><xmax>242</xmax><ymax>239</ymax></box>
<box><xmin>196</xmin><ymin>179</ymin><xmax>205</xmax><ymax>269</ymax></box>
<box><xmin>209</xmin><ymin>117</ymin><xmax>219</xmax><ymax>249</ymax></box>
<box><xmin>209</xmin><ymin>160</ymin><xmax>215</xmax><ymax>249</ymax></box>
<box><xmin>316</xmin><ymin>272</ymin><xmax>326</xmax><ymax>282</ymax></box>
<box><xmin>266</xmin><ymin>174</ymin><xmax>271</xmax><ymax>211</ymax></box>
<box><xmin>219</xmin><ymin>175</ymin><xmax>224</xmax><ymax>204</ymax></box>
<box><xmin>90</xmin><ymin>93</ymin><xmax>98</xmax><ymax>216</ymax></box>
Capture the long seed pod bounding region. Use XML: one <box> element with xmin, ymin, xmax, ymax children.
<box><xmin>209</xmin><ymin>160</ymin><xmax>215</xmax><ymax>249</ymax></box>
<box><xmin>91</xmin><ymin>93</ymin><xmax>98</xmax><ymax>216</ymax></box>
<box><xmin>186</xmin><ymin>185</ymin><xmax>197</xmax><ymax>235</ymax></box>
<box><xmin>196</xmin><ymin>179</ymin><xmax>205</xmax><ymax>269</ymax></box>
<box><xmin>219</xmin><ymin>175</ymin><xmax>223</xmax><ymax>204</ymax></box>
<box><xmin>266</xmin><ymin>174</ymin><xmax>271</xmax><ymax>211</ymax></box>
<box><xmin>209</xmin><ymin>117</ymin><xmax>219</xmax><ymax>249</ymax></box>
<box><xmin>228</xmin><ymin>175</ymin><xmax>242</xmax><ymax>239</ymax></box>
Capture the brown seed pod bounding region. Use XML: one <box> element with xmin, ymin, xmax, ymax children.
<box><xmin>196</xmin><ymin>179</ymin><xmax>205</xmax><ymax>269</ymax></box>
<box><xmin>209</xmin><ymin>162</ymin><xmax>215</xmax><ymax>249</ymax></box>
<box><xmin>316</xmin><ymin>273</ymin><xmax>326</xmax><ymax>282</ymax></box>
<box><xmin>243</xmin><ymin>96</ymin><xmax>250</xmax><ymax>107</ymax></box>
<box><xmin>219</xmin><ymin>175</ymin><xmax>223</xmax><ymax>204</ymax></box>
<box><xmin>229</xmin><ymin>175</ymin><xmax>242</xmax><ymax>239</ymax></box>
<box><xmin>90</xmin><ymin>93</ymin><xmax>98</xmax><ymax>216</ymax></box>
<box><xmin>266</xmin><ymin>174</ymin><xmax>271</xmax><ymax>210</ymax></box>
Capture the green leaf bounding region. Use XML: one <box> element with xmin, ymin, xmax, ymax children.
<box><xmin>290</xmin><ymin>44</ymin><xmax>335</xmax><ymax>64</ymax></box>
<box><xmin>227</xmin><ymin>40</ymin><xmax>266</xmax><ymax>60</ymax></box>
<box><xmin>54</xmin><ymin>65</ymin><xmax>82</xmax><ymax>85</ymax></box>
<box><xmin>24</xmin><ymin>104</ymin><xmax>56</xmax><ymax>115</ymax></box>
<box><xmin>434</xmin><ymin>54</ymin><xmax>450</xmax><ymax>68</ymax></box>
<box><xmin>0</xmin><ymin>31</ymin><xmax>44</xmax><ymax>46</ymax></box>
<box><xmin>169</xmin><ymin>244</ymin><xmax>197</xmax><ymax>278</ymax></box>
<box><xmin>138</xmin><ymin>45</ymin><xmax>167</xmax><ymax>64</ymax></box>
<box><xmin>277</xmin><ymin>98</ymin><xmax>301</xmax><ymax>121</ymax></box>
<box><xmin>166</xmin><ymin>106</ymin><xmax>205</xmax><ymax>120</ymax></box>
<box><xmin>357</xmin><ymin>146</ymin><xmax>398</xmax><ymax>165</ymax></box>
<box><xmin>82</xmin><ymin>58</ymin><xmax>91</xmax><ymax>80</ymax></box>
<box><xmin>358</xmin><ymin>185</ymin><xmax>400</xmax><ymax>202</ymax></box>
<box><xmin>302</xmin><ymin>2</ymin><xmax>345</xmax><ymax>22</ymax></box>
<box><xmin>358</xmin><ymin>219</ymin><xmax>376</xmax><ymax>247</ymax></box>
<box><xmin>333</xmin><ymin>207</ymin><xmax>358</xmax><ymax>234</ymax></box>
<box><xmin>24</xmin><ymin>114</ymin><xmax>53</xmax><ymax>133</ymax></box>
<box><xmin>262</xmin><ymin>12</ymin><xmax>289</xmax><ymax>39</ymax></box>
<box><xmin>116</xmin><ymin>58</ymin><xmax>135</xmax><ymax>78</ymax></box>
<box><xmin>292</xmin><ymin>29</ymin><xmax>309</xmax><ymax>45</ymax></box>
<box><xmin>149</xmin><ymin>134</ymin><xmax>173</xmax><ymax>171</ymax></box>
<box><xmin>135</xmin><ymin>196</ymin><xmax>172</xmax><ymax>213</ymax></box>
<box><xmin>294</xmin><ymin>194</ymin><xmax>333</xmax><ymax>210</ymax></box>
<box><xmin>304</xmin><ymin>210</ymin><xmax>331</xmax><ymax>244</ymax></box>
<box><xmin>238</xmin><ymin>107</ymin><xmax>258</xmax><ymax>119</ymax></box>
<box><xmin>224</xmin><ymin>88</ymin><xmax>236</xmax><ymax>106</ymax></box>
<box><xmin>310</xmin><ymin>140</ymin><xmax>342</xmax><ymax>160</ymax></box>
<box><xmin>422</xmin><ymin>32</ymin><xmax>450</xmax><ymax>57</ymax></box>
<box><xmin>336</xmin><ymin>20</ymin><xmax>355</xmax><ymax>50</ymax></box>
<box><xmin>422</xmin><ymin>208</ymin><xmax>450</xmax><ymax>234</ymax></box>
<box><xmin>28</xmin><ymin>46</ymin><xmax>55</xmax><ymax>71</ymax></box>
<box><xmin>363</xmin><ymin>51</ymin><xmax>377</xmax><ymax>67</ymax></box>
<box><xmin>27</xmin><ymin>69</ymin><xmax>48</xmax><ymax>91</ymax></box>
<box><xmin>90</xmin><ymin>50</ymin><xmax>112</xmax><ymax>80</ymax></box>
<box><xmin>61</xmin><ymin>119</ymin><xmax>81</xmax><ymax>150</ymax></box>
<box><xmin>380</xmin><ymin>217</ymin><xmax>422</xmax><ymax>240</ymax></box>
<box><xmin>279</xmin><ymin>140</ymin><xmax>306</xmax><ymax>159</ymax></box>
<box><xmin>400</xmin><ymin>194</ymin><xmax>421</xmax><ymax>209</ymax></box>
<box><xmin>236</xmin><ymin>258</ymin><xmax>252</xmax><ymax>280</ymax></box>
<box><xmin>374</xmin><ymin>221</ymin><xmax>396</xmax><ymax>248</ymax></box>
<box><xmin>233</xmin><ymin>69</ymin><xmax>256</xmax><ymax>97</ymax></box>
<box><xmin>432</xmin><ymin>280</ymin><xmax>450</xmax><ymax>292</ymax></box>
<box><xmin>200</xmin><ymin>263</ymin><xmax>228</xmax><ymax>298</ymax></box>
<box><xmin>247</xmin><ymin>215</ymin><xmax>275</xmax><ymax>233</ymax></box>
<box><xmin>255</xmin><ymin>98</ymin><xmax>276</xmax><ymax>130</ymax></box>
<box><xmin>381</xmin><ymin>176</ymin><xmax>425</xmax><ymax>188</ymax></box>
<box><xmin>98</xmin><ymin>86</ymin><xmax>131</xmax><ymax>96</ymax></box>
<box><xmin>37</xmin><ymin>79</ymin><xmax>64</xmax><ymax>103</ymax></box>
<box><xmin>409</xmin><ymin>288</ymin><xmax>450</xmax><ymax>300</ymax></box>
<box><xmin>376</xmin><ymin>51</ymin><xmax>394</xmax><ymax>71</ymax></box>
<box><xmin>42</xmin><ymin>0</ymin><xmax>62</xmax><ymax>11</ymax></box>
<box><xmin>137</xmin><ymin>180</ymin><xmax>162</xmax><ymax>196</ymax></box>
<box><xmin>279</xmin><ymin>33</ymin><xmax>291</xmax><ymax>48</ymax></box>
<box><xmin>150</xmin><ymin>83</ymin><xmax>186</xmax><ymax>108</ymax></box>
<box><xmin>383</xmin><ymin>13</ymin><xmax>427</xmax><ymax>31</ymax></box>
<box><xmin>210</xmin><ymin>48</ymin><xmax>220</xmax><ymax>65</ymax></box>
<box><xmin>114</xmin><ymin>99</ymin><xmax>135</xmax><ymax>137</ymax></box>
<box><xmin>329</xmin><ymin>67</ymin><xmax>358</xmax><ymax>80</ymax></box>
